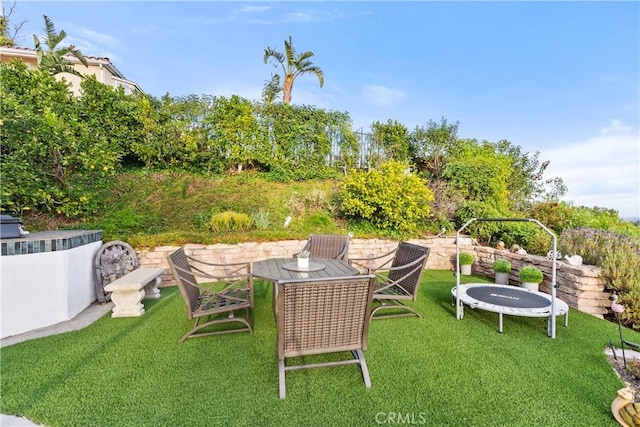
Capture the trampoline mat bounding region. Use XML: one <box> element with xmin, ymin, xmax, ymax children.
<box><xmin>466</xmin><ymin>286</ymin><xmax>551</xmax><ymax>309</ymax></box>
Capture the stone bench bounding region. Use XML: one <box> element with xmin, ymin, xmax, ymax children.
<box><xmin>104</xmin><ymin>267</ymin><xmax>164</xmax><ymax>317</ymax></box>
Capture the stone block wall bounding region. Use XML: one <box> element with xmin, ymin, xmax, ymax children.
<box><xmin>135</xmin><ymin>236</ymin><xmax>609</xmax><ymax>318</ymax></box>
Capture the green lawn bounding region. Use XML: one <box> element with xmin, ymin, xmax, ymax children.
<box><xmin>1</xmin><ymin>271</ymin><xmax>637</xmax><ymax>426</ymax></box>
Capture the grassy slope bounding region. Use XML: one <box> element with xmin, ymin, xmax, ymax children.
<box><xmin>2</xmin><ymin>271</ymin><xmax>637</xmax><ymax>426</ymax></box>
<box><xmin>25</xmin><ymin>170</ymin><xmax>351</xmax><ymax>247</ymax></box>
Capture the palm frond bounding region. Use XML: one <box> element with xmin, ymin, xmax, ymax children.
<box><xmin>43</xmin><ymin>15</ymin><xmax>56</xmax><ymax>38</ymax></box>
<box><xmin>284</xmin><ymin>36</ymin><xmax>296</xmax><ymax>68</ymax></box>
<box><xmin>68</xmin><ymin>45</ymin><xmax>88</xmax><ymax>67</ymax></box>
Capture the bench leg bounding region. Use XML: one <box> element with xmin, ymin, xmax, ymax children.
<box><xmin>143</xmin><ymin>277</ymin><xmax>162</xmax><ymax>300</ymax></box>
<box><xmin>111</xmin><ymin>289</ymin><xmax>146</xmax><ymax>317</ymax></box>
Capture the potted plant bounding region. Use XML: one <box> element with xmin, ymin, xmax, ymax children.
<box><xmin>519</xmin><ymin>266</ymin><xmax>543</xmax><ymax>291</ymax></box>
<box><xmin>297</xmin><ymin>249</ymin><xmax>310</xmax><ymax>269</ymax></box>
<box><xmin>492</xmin><ymin>258</ymin><xmax>511</xmax><ymax>285</ymax></box>
<box><xmin>458</xmin><ymin>252</ymin><xmax>474</xmax><ymax>275</ymax></box>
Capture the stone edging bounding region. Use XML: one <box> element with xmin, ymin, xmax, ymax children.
<box><xmin>135</xmin><ymin>236</ymin><xmax>609</xmax><ymax>318</ymax></box>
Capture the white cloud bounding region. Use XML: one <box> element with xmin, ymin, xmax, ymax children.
<box><xmin>360</xmin><ymin>84</ymin><xmax>406</xmax><ymax>107</ymax></box>
<box><xmin>600</xmin><ymin>119</ymin><xmax>632</xmax><ymax>134</ymax></box>
<box><xmin>543</xmin><ymin>120</ymin><xmax>640</xmax><ymax>219</ymax></box>
<box><xmin>286</xmin><ymin>12</ymin><xmax>312</xmax><ymax>22</ymax></box>
<box><xmin>77</xmin><ymin>28</ymin><xmax>120</xmax><ymax>47</ymax></box>
<box><xmin>238</xmin><ymin>6</ymin><xmax>270</xmax><ymax>14</ymax></box>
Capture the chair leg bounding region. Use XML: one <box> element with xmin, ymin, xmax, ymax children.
<box><xmin>352</xmin><ymin>349</ymin><xmax>371</xmax><ymax>389</ymax></box>
<box><xmin>278</xmin><ymin>359</ymin><xmax>286</xmax><ymax>399</ymax></box>
<box><xmin>369</xmin><ymin>300</ymin><xmax>421</xmax><ymax>321</ymax></box>
<box><xmin>179</xmin><ymin>314</ymin><xmax>253</xmax><ymax>343</ymax></box>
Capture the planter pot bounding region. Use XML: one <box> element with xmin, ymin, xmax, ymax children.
<box><xmin>495</xmin><ymin>272</ymin><xmax>510</xmax><ymax>285</ymax></box>
<box><xmin>460</xmin><ymin>264</ymin><xmax>472</xmax><ymax>276</ymax></box>
<box><xmin>297</xmin><ymin>257</ymin><xmax>309</xmax><ymax>269</ymax></box>
<box><xmin>521</xmin><ymin>282</ymin><xmax>539</xmax><ymax>292</ymax></box>
<box><xmin>612</xmin><ymin>387</ymin><xmax>636</xmax><ymax>427</ymax></box>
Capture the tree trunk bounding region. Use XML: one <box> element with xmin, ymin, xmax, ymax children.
<box><xmin>282</xmin><ymin>75</ymin><xmax>294</xmax><ymax>104</ymax></box>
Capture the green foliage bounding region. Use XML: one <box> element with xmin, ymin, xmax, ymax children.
<box><xmin>492</xmin><ymin>258</ymin><xmax>512</xmax><ymax>273</ymax></box>
<box><xmin>339</xmin><ymin>160</ymin><xmax>434</xmax><ymax>233</ymax></box>
<box><xmin>208</xmin><ymin>211</ymin><xmax>254</xmax><ymax>233</ymax></box>
<box><xmin>529</xmin><ymin>201</ymin><xmax>575</xmax><ymax>234</ymax></box>
<box><xmin>207</xmin><ymin>95</ymin><xmax>262</xmax><ymax>172</ymax></box>
<box><xmin>494</xmin><ymin>141</ymin><xmax>566</xmax><ymax>210</ymax></box>
<box><xmin>519</xmin><ymin>266</ymin><xmax>543</xmax><ymax>284</ymax></box>
<box><xmin>251</xmin><ymin>208</ymin><xmax>270</xmax><ymax>230</ymax></box>
<box><xmin>559</xmin><ymin>227</ymin><xmax>640</xmax><ymax>329</ymax></box>
<box><xmin>443</xmin><ymin>140</ymin><xmax>512</xmax><ymax>208</ymax></box>
<box><xmin>459</xmin><ymin>252</ymin><xmax>474</xmax><ymax>265</ymax></box>
<box><xmin>410</xmin><ymin>117</ymin><xmax>459</xmax><ymax>181</ymax></box>
<box><xmin>33</xmin><ymin>15</ymin><xmax>88</xmax><ymax>77</ymax></box>
<box><xmin>0</xmin><ymin>62</ymin><xmax>115</xmax><ymax>217</ymax></box>
<box><xmin>371</xmin><ymin>119</ymin><xmax>411</xmax><ymax>162</ymax></box>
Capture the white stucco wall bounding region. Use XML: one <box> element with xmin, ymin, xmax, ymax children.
<box><xmin>0</xmin><ymin>241</ymin><xmax>101</xmax><ymax>339</ymax></box>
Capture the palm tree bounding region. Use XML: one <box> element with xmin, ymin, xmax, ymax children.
<box><xmin>33</xmin><ymin>15</ymin><xmax>88</xmax><ymax>76</ymax></box>
<box><xmin>263</xmin><ymin>36</ymin><xmax>324</xmax><ymax>104</ymax></box>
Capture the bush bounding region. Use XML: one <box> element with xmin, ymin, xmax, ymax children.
<box><xmin>251</xmin><ymin>208</ymin><xmax>270</xmax><ymax>230</ymax></box>
<box><xmin>208</xmin><ymin>211</ymin><xmax>253</xmax><ymax>233</ymax></box>
<box><xmin>339</xmin><ymin>160</ymin><xmax>434</xmax><ymax>233</ymax></box>
<box><xmin>559</xmin><ymin>227</ymin><xmax>640</xmax><ymax>329</ymax></box>
<box><xmin>519</xmin><ymin>266</ymin><xmax>543</xmax><ymax>284</ymax></box>
<box><xmin>459</xmin><ymin>252</ymin><xmax>474</xmax><ymax>265</ymax></box>
<box><xmin>492</xmin><ymin>258</ymin><xmax>511</xmax><ymax>273</ymax></box>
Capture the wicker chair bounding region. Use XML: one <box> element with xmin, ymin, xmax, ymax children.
<box><xmin>295</xmin><ymin>234</ymin><xmax>350</xmax><ymax>261</ymax></box>
<box><xmin>350</xmin><ymin>242</ymin><xmax>430</xmax><ymax>321</ymax></box>
<box><xmin>275</xmin><ymin>274</ymin><xmax>375</xmax><ymax>399</ymax></box>
<box><xmin>94</xmin><ymin>240</ymin><xmax>139</xmax><ymax>303</ymax></box>
<box><xmin>167</xmin><ymin>248</ymin><xmax>253</xmax><ymax>343</ymax></box>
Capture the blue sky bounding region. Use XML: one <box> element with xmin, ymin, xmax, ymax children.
<box><xmin>10</xmin><ymin>1</ymin><xmax>640</xmax><ymax>219</ymax></box>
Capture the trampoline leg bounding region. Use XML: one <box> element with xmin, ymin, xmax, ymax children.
<box><xmin>498</xmin><ymin>313</ymin><xmax>503</xmax><ymax>333</ymax></box>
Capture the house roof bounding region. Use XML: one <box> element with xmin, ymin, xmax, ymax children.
<box><xmin>0</xmin><ymin>45</ymin><xmax>143</xmax><ymax>94</ymax></box>
<box><xmin>0</xmin><ymin>45</ymin><xmax>128</xmax><ymax>80</ymax></box>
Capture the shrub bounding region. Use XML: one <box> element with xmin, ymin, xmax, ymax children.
<box><xmin>459</xmin><ymin>252</ymin><xmax>474</xmax><ymax>265</ymax></box>
<box><xmin>208</xmin><ymin>211</ymin><xmax>253</xmax><ymax>233</ymax></box>
<box><xmin>492</xmin><ymin>258</ymin><xmax>511</xmax><ymax>273</ymax></box>
<box><xmin>339</xmin><ymin>160</ymin><xmax>434</xmax><ymax>233</ymax></box>
<box><xmin>559</xmin><ymin>228</ymin><xmax>640</xmax><ymax>328</ymax></box>
<box><xmin>519</xmin><ymin>266</ymin><xmax>543</xmax><ymax>284</ymax></box>
<box><xmin>251</xmin><ymin>208</ymin><xmax>270</xmax><ymax>230</ymax></box>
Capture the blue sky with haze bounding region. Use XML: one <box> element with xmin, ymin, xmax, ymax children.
<box><xmin>10</xmin><ymin>1</ymin><xmax>640</xmax><ymax>218</ymax></box>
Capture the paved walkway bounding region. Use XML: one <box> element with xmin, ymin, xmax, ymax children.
<box><xmin>1</xmin><ymin>301</ymin><xmax>114</xmax><ymax>426</ymax></box>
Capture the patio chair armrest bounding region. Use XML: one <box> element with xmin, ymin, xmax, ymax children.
<box><xmin>349</xmin><ymin>248</ymin><xmax>397</xmax><ymax>270</ymax></box>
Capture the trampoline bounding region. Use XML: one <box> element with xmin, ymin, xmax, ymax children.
<box><xmin>453</xmin><ymin>217</ymin><xmax>569</xmax><ymax>338</ymax></box>
<box><xmin>452</xmin><ymin>283</ymin><xmax>568</xmax><ymax>334</ymax></box>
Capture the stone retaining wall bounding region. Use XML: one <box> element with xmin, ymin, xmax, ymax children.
<box><xmin>135</xmin><ymin>236</ymin><xmax>609</xmax><ymax>318</ymax></box>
